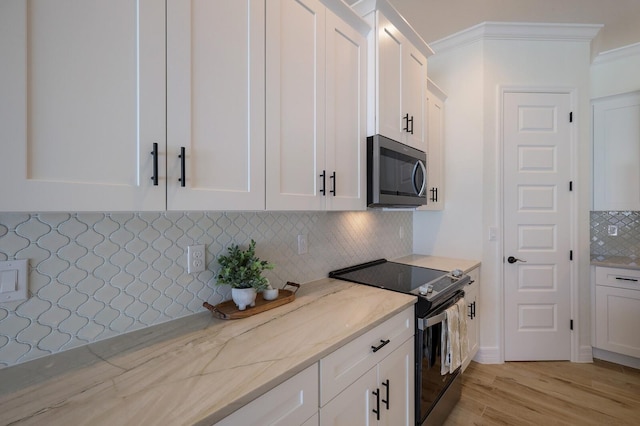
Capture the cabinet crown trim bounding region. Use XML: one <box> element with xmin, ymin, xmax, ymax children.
<box><xmin>351</xmin><ymin>0</ymin><xmax>434</xmax><ymax>57</ymax></box>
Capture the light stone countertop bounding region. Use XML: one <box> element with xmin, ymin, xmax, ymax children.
<box><xmin>590</xmin><ymin>255</ymin><xmax>640</xmax><ymax>271</ymax></box>
<box><xmin>0</xmin><ymin>277</ymin><xmax>415</xmax><ymax>426</ymax></box>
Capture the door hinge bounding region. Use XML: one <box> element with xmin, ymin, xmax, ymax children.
<box><xmin>570</xmin><ymin>250</ymin><xmax>573</xmax><ymax>261</ymax></box>
<box><xmin>569</xmin><ymin>181</ymin><xmax>573</xmax><ymax>191</ymax></box>
<box><xmin>569</xmin><ymin>112</ymin><xmax>573</xmax><ymax>122</ymax></box>
<box><xmin>570</xmin><ymin>319</ymin><xmax>574</xmax><ymax>330</ymax></box>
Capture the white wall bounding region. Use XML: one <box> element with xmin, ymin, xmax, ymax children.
<box><xmin>415</xmin><ymin>24</ymin><xmax>595</xmax><ymax>363</ymax></box>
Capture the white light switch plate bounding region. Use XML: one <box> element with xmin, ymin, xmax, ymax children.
<box><xmin>0</xmin><ymin>259</ymin><xmax>28</xmax><ymax>303</ymax></box>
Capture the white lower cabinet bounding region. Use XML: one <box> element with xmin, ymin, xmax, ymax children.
<box><xmin>319</xmin><ymin>306</ymin><xmax>415</xmax><ymax>426</ymax></box>
<box><xmin>215</xmin><ymin>363</ymin><xmax>319</xmax><ymax>426</ymax></box>
<box><xmin>463</xmin><ymin>267</ymin><xmax>480</xmax><ymax>371</ymax></box>
<box><xmin>595</xmin><ymin>267</ymin><xmax>640</xmax><ymax>358</ymax></box>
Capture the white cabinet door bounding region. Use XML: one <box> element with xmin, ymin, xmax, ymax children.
<box><xmin>324</xmin><ymin>9</ymin><xmax>367</xmax><ymax>211</ymax></box>
<box><xmin>592</xmin><ymin>91</ymin><xmax>640</xmax><ymax>211</ymax></box>
<box><xmin>215</xmin><ymin>363</ymin><xmax>319</xmax><ymax>426</ymax></box>
<box><xmin>0</xmin><ymin>0</ymin><xmax>166</xmax><ymax>212</ymax></box>
<box><xmin>370</xmin><ymin>13</ymin><xmax>427</xmax><ymax>152</ymax></box>
<box><xmin>320</xmin><ymin>337</ymin><xmax>414</xmax><ymax>426</ymax></box>
<box><xmin>401</xmin><ymin>43</ymin><xmax>427</xmax><ymax>151</ymax></box>
<box><xmin>377</xmin><ymin>338</ymin><xmax>414</xmax><ymax>426</ymax></box>
<box><xmin>266</xmin><ymin>0</ymin><xmax>326</xmax><ymax>211</ymax></box>
<box><xmin>595</xmin><ymin>267</ymin><xmax>640</xmax><ymax>358</ymax></box>
<box><xmin>320</xmin><ymin>367</ymin><xmax>378</xmax><ymax>426</ymax></box>
<box><xmin>166</xmin><ymin>0</ymin><xmax>265</xmax><ymax>211</ymax></box>
<box><xmin>463</xmin><ymin>267</ymin><xmax>480</xmax><ymax>371</ymax></box>
<box><xmin>420</xmin><ymin>80</ymin><xmax>446</xmax><ymax>211</ymax></box>
<box><xmin>376</xmin><ymin>13</ymin><xmax>404</xmax><ymax>145</ymax></box>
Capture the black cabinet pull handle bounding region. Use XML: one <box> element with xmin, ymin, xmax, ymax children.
<box><xmin>430</xmin><ymin>187</ymin><xmax>438</xmax><ymax>202</ymax></box>
<box><xmin>403</xmin><ymin>114</ymin><xmax>414</xmax><ymax>134</ymax></box>
<box><xmin>178</xmin><ymin>147</ymin><xmax>186</xmax><ymax>187</ymax></box>
<box><xmin>320</xmin><ymin>170</ymin><xmax>326</xmax><ymax>196</ymax></box>
<box><xmin>468</xmin><ymin>303</ymin><xmax>473</xmax><ymax>319</ymax></box>
<box><xmin>371</xmin><ymin>339</ymin><xmax>390</xmax><ymax>353</ymax></box>
<box><xmin>150</xmin><ymin>143</ymin><xmax>158</xmax><ymax>186</ymax></box>
<box><xmin>473</xmin><ymin>301</ymin><xmax>476</xmax><ymax>319</ymax></box>
<box><xmin>330</xmin><ymin>171</ymin><xmax>336</xmax><ymax>196</ymax></box>
<box><xmin>615</xmin><ymin>277</ymin><xmax>638</xmax><ymax>282</ymax></box>
<box><xmin>372</xmin><ymin>388</ymin><xmax>380</xmax><ymax>420</ymax></box>
<box><xmin>382</xmin><ymin>379</ymin><xmax>390</xmax><ymax>410</ymax></box>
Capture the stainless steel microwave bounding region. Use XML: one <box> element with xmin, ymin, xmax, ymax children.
<box><xmin>367</xmin><ymin>134</ymin><xmax>427</xmax><ymax>208</ymax></box>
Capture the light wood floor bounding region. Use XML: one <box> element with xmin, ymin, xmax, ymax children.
<box><xmin>444</xmin><ymin>360</ymin><xmax>640</xmax><ymax>425</ymax></box>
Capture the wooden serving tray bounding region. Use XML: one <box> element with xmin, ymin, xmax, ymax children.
<box><xmin>203</xmin><ymin>282</ymin><xmax>300</xmax><ymax>320</ymax></box>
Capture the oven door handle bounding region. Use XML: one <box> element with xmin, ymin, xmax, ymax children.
<box><xmin>418</xmin><ymin>311</ymin><xmax>446</xmax><ymax>330</ymax></box>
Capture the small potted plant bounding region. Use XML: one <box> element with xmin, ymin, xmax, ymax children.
<box><xmin>216</xmin><ymin>239</ymin><xmax>274</xmax><ymax>310</ymax></box>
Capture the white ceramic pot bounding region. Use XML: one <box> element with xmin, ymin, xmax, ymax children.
<box><xmin>231</xmin><ymin>287</ymin><xmax>257</xmax><ymax>311</ymax></box>
<box><xmin>263</xmin><ymin>288</ymin><xmax>279</xmax><ymax>301</ymax></box>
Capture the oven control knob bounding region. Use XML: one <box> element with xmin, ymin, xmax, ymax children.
<box><xmin>419</xmin><ymin>284</ymin><xmax>434</xmax><ymax>296</ymax></box>
<box><xmin>451</xmin><ymin>269</ymin><xmax>463</xmax><ymax>278</ymax></box>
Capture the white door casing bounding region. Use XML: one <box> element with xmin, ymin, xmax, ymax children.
<box><xmin>503</xmin><ymin>91</ymin><xmax>573</xmax><ymax>361</ymax></box>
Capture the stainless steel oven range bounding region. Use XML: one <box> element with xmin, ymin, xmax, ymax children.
<box><xmin>329</xmin><ymin>259</ymin><xmax>470</xmax><ymax>426</ymax></box>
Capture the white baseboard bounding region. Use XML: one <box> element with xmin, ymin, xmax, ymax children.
<box><xmin>576</xmin><ymin>345</ymin><xmax>594</xmax><ymax>363</ymax></box>
<box><xmin>473</xmin><ymin>346</ymin><xmax>502</xmax><ymax>364</ymax></box>
<box><xmin>593</xmin><ymin>348</ymin><xmax>640</xmax><ymax>369</ymax></box>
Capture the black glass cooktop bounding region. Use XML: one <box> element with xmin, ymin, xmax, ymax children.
<box><xmin>329</xmin><ymin>259</ymin><xmax>448</xmax><ymax>294</ymax></box>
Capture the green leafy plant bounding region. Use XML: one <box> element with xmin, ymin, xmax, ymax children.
<box><xmin>216</xmin><ymin>239</ymin><xmax>274</xmax><ymax>291</ymax></box>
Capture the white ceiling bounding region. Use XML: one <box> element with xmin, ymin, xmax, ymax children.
<box><xmin>356</xmin><ymin>0</ymin><xmax>640</xmax><ymax>54</ymax></box>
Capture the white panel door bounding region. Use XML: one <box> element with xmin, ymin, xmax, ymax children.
<box><xmin>166</xmin><ymin>0</ymin><xmax>265</xmax><ymax>211</ymax></box>
<box><xmin>503</xmin><ymin>92</ymin><xmax>573</xmax><ymax>360</ymax></box>
<box><xmin>325</xmin><ymin>9</ymin><xmax>367</xmax><ymax>211</ymax></box>
<box><xmin>266</xmin><ymin>0</ymin><xmax>326</xmax><ymax>210</ymax></box>
<box><xmin>0</xmin><ymin>0</ymin><xmax>165</xmax><ymax>212</ymax></box>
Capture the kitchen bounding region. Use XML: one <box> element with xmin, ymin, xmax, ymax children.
<box><xmin>1</xmin><ymin>0</ymin><xmax>640</xmax><ymax>424</ymax></box>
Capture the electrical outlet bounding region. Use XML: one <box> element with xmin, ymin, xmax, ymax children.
<box><xmin>187</xmin><ymin>245</ymin><xmax>206</xmax><ymax>273</ymax></box>
<box><xmin>607</xmin><ymin>225</ymin><xmax>618</xmax><ymax>236</ymax></box>
<box><xmin>297</xmin><ymin>234</ymin><xmax>308</xmax><ymax>255</ymax></box>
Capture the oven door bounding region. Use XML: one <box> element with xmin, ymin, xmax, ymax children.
<box><xmin>416</xmin><ymin>291</ymin><xmax>463</xmax><ymax>425</ymax></box>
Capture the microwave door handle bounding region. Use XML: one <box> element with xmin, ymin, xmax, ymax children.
<box><xmin>412</xmin><ymin>160</ymin><xmax>427</xmax><ymax>196</ymax></box>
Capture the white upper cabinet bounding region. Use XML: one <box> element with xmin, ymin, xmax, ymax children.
<box><xmin>592</xmin><ymin>91</ymin><xmax>640</xmax><ymax>211</ymax></box>
<box><xmin>167</xmin><ymin>0</ymin><xmax>265</xmax><ymax>211</ymax></box>
<box><xmin>266</xmin><ymin>0</ymin><xmax>369</xmax><ymax>211</ymax></box>
<box><xmin>353</xmin><ymin>0</ymin><xmax>432</xmax><ymax>152</ymax></box>
<box><xmin>419</xmin><ymin>79</ymin><xmax>446</xmax><ymax>211</ymax></box>
<box><xmin>0</xmin><ymin>0</ymin><xmax>166</xmax><ymax>212</ymax></box>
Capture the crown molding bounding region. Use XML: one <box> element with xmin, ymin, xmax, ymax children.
<box><xmin>593</xmin><ymin>42</ymin><xmax>640</xmax><ymax>65</ymax></box>
<box><xmin>430</xmin><ymin>22</ymin><xmax>603</xmax><ymax>55</ymax></box>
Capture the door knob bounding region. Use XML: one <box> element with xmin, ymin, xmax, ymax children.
<box><xmin>507</xmin><ymin>256</ymin><xmax>526</xmax><ymax>264</ymax></box>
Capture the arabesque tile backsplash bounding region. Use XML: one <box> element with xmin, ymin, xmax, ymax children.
<box><xmin>0</xmin><ymin>211</ymin><xmax>412</xmax><ymax>368</ymax></box>
<box><xmin>591</xmin><ymin>211</ymin><xmax>640</xmax><ymax>258</ymax></box>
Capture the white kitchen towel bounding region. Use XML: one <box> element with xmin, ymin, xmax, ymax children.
<box><xmin>456</xmin><ymin>298</ymin><xmax>468</xmax><ymax>372</ymax></box>
<box><xmin>440</xmin><ymin>297</ymin><xmax>468</xmax><ymax>375</ymax></box>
